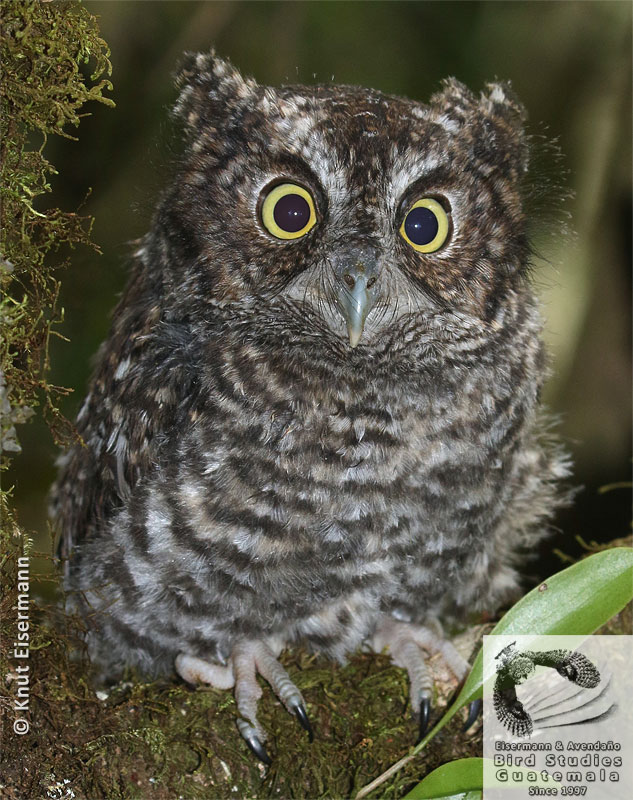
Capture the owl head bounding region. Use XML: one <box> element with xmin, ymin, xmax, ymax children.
<box><xmin>152</xmin><ymin>51</ymin><xmax>530</xmax><ymax>355</ymax></box>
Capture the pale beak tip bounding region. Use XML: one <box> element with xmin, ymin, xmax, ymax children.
<box><xmin>337</xmin><ymin>271</ymin><xmax>376</xmax><ymax>348</ymax></box>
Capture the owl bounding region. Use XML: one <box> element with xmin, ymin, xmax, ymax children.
<box><xmin>51</xmin><ymin>51</ymin><xmax>570</xmax><ymax>763</ymax></box>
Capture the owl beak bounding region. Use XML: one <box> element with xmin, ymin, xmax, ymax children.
<box><xmin>336</xmin><ymin>264</ymin><xmax>378</xmax><ymax>348</ymax></box>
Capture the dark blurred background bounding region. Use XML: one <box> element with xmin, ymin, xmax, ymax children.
<box><xmin>11</xmin><ymin>1</ymin><xmax>631</xmax><ymax>592</ymax></box>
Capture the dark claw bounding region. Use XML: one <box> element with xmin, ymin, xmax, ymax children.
<box><xmin>417</xmin><ymin>696</ymin><xmax>432</xmax><ymax>743</ymax></box>
<box><xmin>463</xmin><ymin>698</ymin><xmax>483</xmax><ymax>732</ymax></box>
<box><xmin>244</xmin><ymin>732</ymin><xmax>272</xmax><ymax>765</ymax></box>
<box><xmin>293</xmin><ymin>702</ymin><xmax>315</xmax><ymax>742</ymax></box>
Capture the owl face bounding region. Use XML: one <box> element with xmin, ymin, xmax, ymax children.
<box><xmin>161</xmin><ymin>53</ymin><xmax>529</xmax><ymax>351</ymax></box>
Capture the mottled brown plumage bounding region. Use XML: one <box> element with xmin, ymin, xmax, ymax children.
<box><xmin>51</xmin><ymin>51</ymin><xmax>570</xmax><ymax>760</ymax></box>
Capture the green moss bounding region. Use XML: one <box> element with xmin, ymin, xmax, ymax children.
<box><xmin>0</xmin><ymin>0</ymin><xmax>113</xmax><ymax>465</ymax></box>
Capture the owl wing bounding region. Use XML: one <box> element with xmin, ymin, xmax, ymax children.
<box><xmin>493</xmin><ymin>669</ymin><xmax>533</xmax><ymax>737</ymax></box>
<box><xmin>526</xmin><ymin>649</ymin><xmax>601</xmax><ymax>688</ymax></box>
<box><xmin>51</xmin><ymin>261</ymin><xmax>203</xmax><ymax>571</ymax></box>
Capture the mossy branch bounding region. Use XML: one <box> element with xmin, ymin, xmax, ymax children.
<box><xmin>0</xmin><ymin>0</ymin><xmax>113</xmax><ymax>469</ymax></box>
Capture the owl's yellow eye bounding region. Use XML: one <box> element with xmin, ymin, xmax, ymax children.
<box><xmin>260</xmin><ymin>183</ymin><xmax>317</xmax><ymax>240</ymax></box>
<box><xmin>399</xmin><ymin>198</ymin><xmax>450</xmax><ymax>253</ymax></box>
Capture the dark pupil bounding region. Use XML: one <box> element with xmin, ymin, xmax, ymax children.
<box><xmin>404</xmin><ymin>206</ymin><xmax>439</xmax><ymax>245</ymax></box>
<box><xmin>273</xmin><ymin>192</ymin><xmax>310</xmax><ymax>233</ymax></box>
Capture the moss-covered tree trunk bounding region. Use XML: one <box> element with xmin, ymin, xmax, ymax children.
<box><xmin>1</xmin><ymin>0</ymin><xmax>113</xmax><ymax>793</ymax></box>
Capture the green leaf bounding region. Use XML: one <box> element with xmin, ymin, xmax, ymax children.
<box><xmin>402</xmin><ymin>757</ymin><xmax>483</xmax><ymax>799</ymax></box>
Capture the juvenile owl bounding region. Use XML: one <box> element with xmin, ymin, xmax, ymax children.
<box><xmin>51</xmin><ymin>51</ymin><xmax>570</xmax><ymax>762</ymax></box>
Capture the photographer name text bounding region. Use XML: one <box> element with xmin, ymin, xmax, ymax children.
<box><xmin>10</xmin><ymin>555</ymin><xmax>31</xmax><ymax>735</ymax></box>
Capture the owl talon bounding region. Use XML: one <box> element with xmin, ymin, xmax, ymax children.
<box><xmin>372</xmin><ymin>615</ymin><xmax>472</xmax><ymax>738</ymax></box>
<box><xmin>463</xmin><ymin>698</ymin><xmax>483</xmax><ymax>732</ymax></box>
<box><xmin>292</xmin><ymin>701</ymin><xmax>315</xmax><ymax>742</ymax></box>
<box><xmin>237</xmin><ymin>719</ymin><xmax>272</xmax><ymax>765</ymax></box>
<box><xmin>232</xmin><ymin>639</ymin><xmax>315</xmax><ymax>760</ymax></box>
<box><xmin>417</xmin><ymin>695</ymin><xmax>432</xmax><ymax>742</ymax></box>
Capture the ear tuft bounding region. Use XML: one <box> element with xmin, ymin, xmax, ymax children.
<box><xmin>173</xmin><ymin>50</ymin><xmax>258</xmax><ymax>134</ymax></box>
<box><xmin>431</xmin><ymin>78</ymin><xmax>529</xmax><ymax>176</ymax></box>
<box><xmin>482</xmin><ymin>82</ymin><xmax>527</xmax><ymax>127</ymax></box>
<box><xmin>429</xmin><ymin>77</ymin><xmax>479</xmax><ymax>127</ymax></box>
<box><xmin>477</xmin><ymin>81</ymin><xmax>529</xmax><ymax>175</ymax></box>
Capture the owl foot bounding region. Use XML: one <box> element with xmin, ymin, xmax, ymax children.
<box><xmin>176</xmin><ymin>640</ymin><xmax>313</xmax><ymax>764</ymax></box>
<box><xmin>371</xmin><ymin>616</ymin><xmax>470</xmax><ymax>739</ymax></box>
